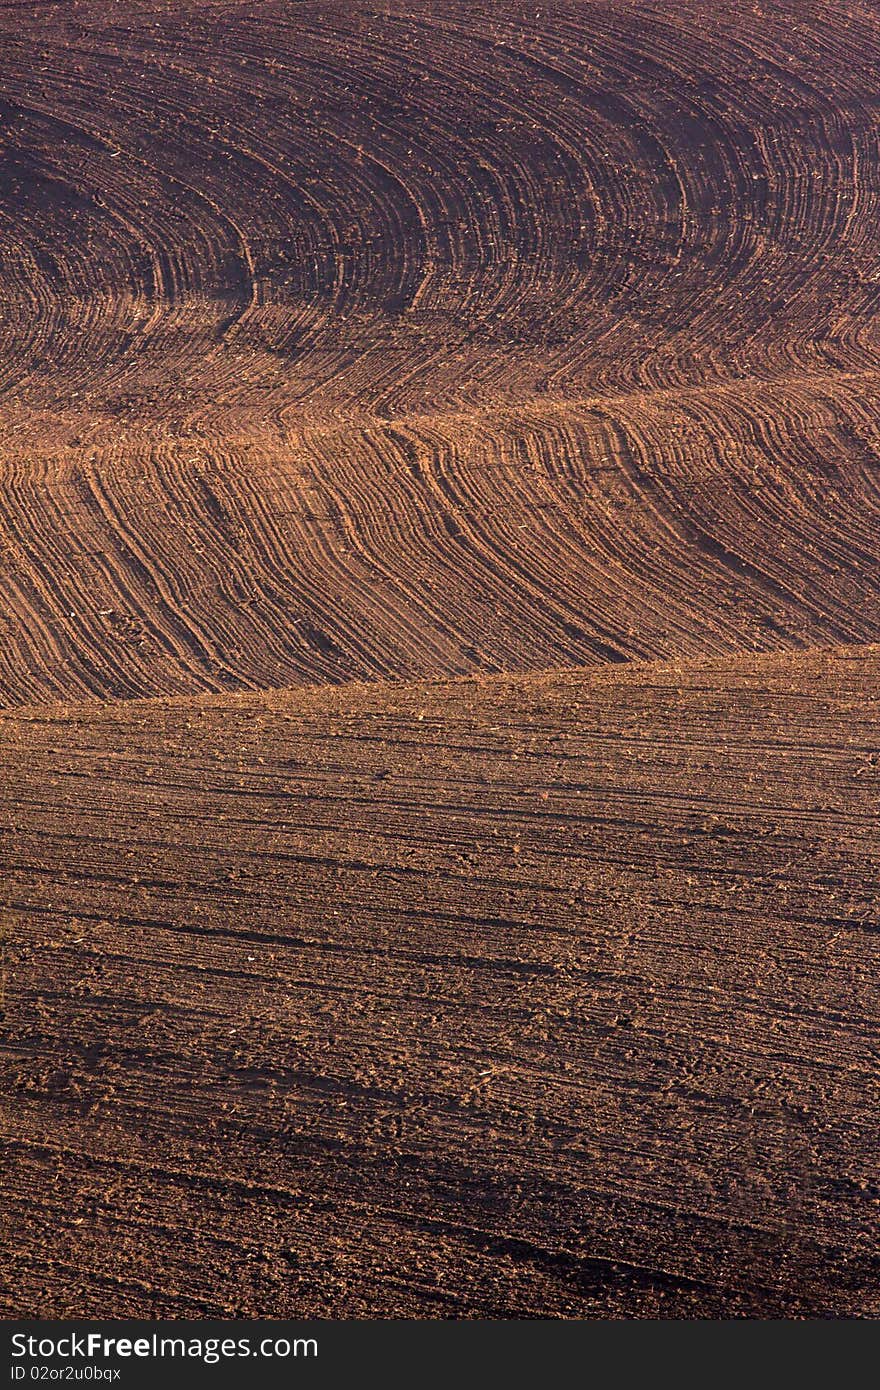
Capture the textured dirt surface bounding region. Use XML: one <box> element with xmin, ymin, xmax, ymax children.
<box><xmin>1</xmin><ymin>0</ymin><xmax>879</xmax><ymax>1319</ymax></box>
<box><xmin>2</xmin><ymin>648</ymin><xmax>879</xmax><ymax>1318</ymax></box>
<box><xmin>2</xmin><ymin>0</ymin><xmax>880</xmax><ymax>702</ymax></box>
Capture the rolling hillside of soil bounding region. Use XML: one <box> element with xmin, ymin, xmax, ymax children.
<box><xmin>3</xmin><ymin>647</ymin><xmax>879</xmax><ymax>1318</ymax></box>
<box><xmin>1</xmin><ymin>0</ymin><xmax>879</xmax><ymax>1319</ymax></box>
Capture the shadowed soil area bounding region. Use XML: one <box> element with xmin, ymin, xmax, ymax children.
<box><xmin>2</xmin><ymin>647</ymin><xmax>878</xmax><ymax>1317</ymax></box>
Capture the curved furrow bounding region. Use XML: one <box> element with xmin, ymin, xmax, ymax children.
<box><xmin>0</xmin><ymin>0</ymin><xmax>878</xmax><ymax>704</ymax></box>
<box><xmin>1</xmin><ymin>0</ymin><xmax>878</xmax><ymax>426</ymax></box>
<box><xmin>3</xmin><ymin>369</ymin><xmax>880</xmax><ymax>704</ymax></box>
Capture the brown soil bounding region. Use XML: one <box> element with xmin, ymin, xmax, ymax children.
<box><xmin>1</xmin><ymin>0</ymin><xmax>879</xmax><ymax>1318</ymax></box>
<box><xmin>2</xmin><ymin>647</ymin><xmax>879</xmax><ymax>1317</ymax></box>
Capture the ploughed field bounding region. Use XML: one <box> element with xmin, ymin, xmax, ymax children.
<box><xmin>3</xmin><ymin>648</ymin><xmax>880</xmax><ymax>1318</ymax></box>
<box><xmin>1</xmin><ymin>0</ymin><xmax>879</xmax><ymax>1317</ymax></box>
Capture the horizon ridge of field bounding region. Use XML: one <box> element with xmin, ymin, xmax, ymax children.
<box><xmin>1</xmin><ymin>0</ymin><xmax>878</xmax><ymax>1320</ymax></box>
